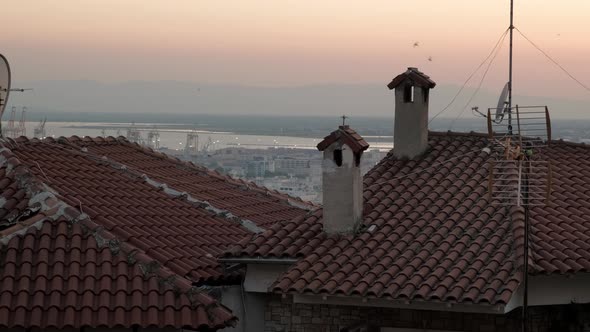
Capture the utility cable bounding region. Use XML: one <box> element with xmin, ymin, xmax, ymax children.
<box><xmin>428</xmin><ymin>28</ymin><xmax>509</xmax><ymax>126</ymax></box>
<box><xmin>449</xmin><ymin>30</ymin><xmax>509</xmax><ymax>129</ymax></box>
<box><xmin>516</xmin><ymin>27</ymin><xmax>590</xmax><ymax>94</ymax></box>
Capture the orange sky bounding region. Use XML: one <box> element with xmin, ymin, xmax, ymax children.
<box><xmin>4</xmin><ymin>0</ymin><xmax>590</xmax><ymax>98</ymax></box>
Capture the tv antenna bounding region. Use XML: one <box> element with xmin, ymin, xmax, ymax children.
<box><xmin>480</xmin><ymin>2</ymin><xmax>554</xmax><ymax>331</ymax></box>
<box><xmin>0</xmin><ymin>54</ymin><xmax>34</xmax><ymax>137</ymax></box>
<box><xmin>487</xmin><ymin>105</ymin><xmax>552</xmax><ymax>207</ymax></box>
<box><xmin>0</xmin><ymin>55</ymin><xmax>11</xmax><ymax>136</ymax></box>
<box><xmin>486</xmin><ymin>105</ymin><xmax>552</xmax><ymax>332</ymax></box>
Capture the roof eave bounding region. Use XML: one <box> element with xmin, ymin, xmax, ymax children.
<box><xmin>219</xmin><ymin>257</ymin><xmax>299</xmax><ymax>265</ymax></box>
<box><xmin>291</xmin><ymin>293</ymin><xmax>506</xmax><ymax>315</ymax></box>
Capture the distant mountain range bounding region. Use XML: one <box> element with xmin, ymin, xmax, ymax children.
<box><xmin>5</xmin><ymin>80</ymin><xmax>589</xmax><ymax>121</ymax></box>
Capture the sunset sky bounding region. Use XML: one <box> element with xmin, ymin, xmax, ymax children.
<box><xmin>4</xmin><ymin>0</ymin><xmax>590</xmax><ymax>99</ymax></box>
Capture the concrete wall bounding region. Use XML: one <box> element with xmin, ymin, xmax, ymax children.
<box><xmin>244</xmin><ymin>264</ymin><xmax>292</xmax><ymax>293</ymax></box>
<box><xmin>322</xmin><ymin>143</ymin><xmax>362</xmax><ymax>234</ymax></box>
<box><xmin>393</xmin><ymin>85</ymin><xmax>429</xmax><ymax>159</ymax></box>
<box><xmin>506</xmin><ymin>273</ymin><xmax>590</xmax><ymax>312</ymax></box>
<box><xmin>221</xmin><ymin>285</ymin><xmax>267</xmax><ymax>332</ymax></box>
<box><xmin>221</xmin><ymin>286</ymin><xmax>246</xmax><ymax>332</ymax></box>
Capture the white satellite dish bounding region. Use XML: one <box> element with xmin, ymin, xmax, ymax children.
<box><xmin>0</xmin><ymin>54</ymin><xmax>11</xmax><ymax>121</ymax></box>
<box><xmin>495</xmin><ymin>82</ymin><xmax>509</xmax><ymax>121</ymax></box>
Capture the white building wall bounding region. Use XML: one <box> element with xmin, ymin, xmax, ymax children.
<box><xmin>220</xmin><ymin>285</ymin><xmax>267</xmax><ymax>332</ymax></box>
<box><xmin>505</xmin><ymin>273</ymin><xmax>590</xmax><ymax>312</ymax></box>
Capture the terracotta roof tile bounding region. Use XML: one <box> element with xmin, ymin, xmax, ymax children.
<box><xmin>0</xmin><ymin>135</ymin><xmax>314</xmax><ymax>329</ymax></box>
<box><xmin>317</xmin><ymin>125</ymin><xmax>369</xmax><ymax>154</ymax></box>
<box><xmin>67</xmin><ymin>136</ymin><xmax>314</xmax><ymax>226</ymax></box>
<box><xmin>2</xmin><ymin>136</ymin><xmax>311</xmax><ymax>284</ymax></box>
<box><xmin>228</xmin><ymin>131</ymin><xmax>590</xmax><ymax>306</ymax></box>
<box><xmin>387</xmin><ymin>67</ymin><xmax>436</xmax><ymax>90</ymax></box>
<box><xmin>0</xmin><ymin>146</ymin><xmax>235</xmax><ymax>329</ymax></box>
<box><xmin>9</xmin><ymin>124</ymin><xmax>588</xmax><ymax>316</ymax></box>
<box><xmin>0</xmin><ymin>217</ymin><xmax>235</xmax><ymax>329</ymax></box>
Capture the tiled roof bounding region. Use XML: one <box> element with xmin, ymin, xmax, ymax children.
<box><xmin>0</xmin><ymin>146</ymin><xmax>235</xmax><ymax>330</ymax></box>
<box><xmin>387</xmin><ymin>67</ymin><xmax>436</xmax><ymax>90</ymax></box>
<box><xmin>317</xmin><ymin>125</ymin><xmax>370</xmax><ymax>154</ymax></box>
<box><xmin>69</xmin><ymin>136</ymin><xmax>313</xmax><ymax>227</ymax></box>
<box><xmin>528</xmin><ymin>141</ymin><xmax>590</xmax><ymax>274</ymax></box>
<box><xmin>4</xmin><ymin>137</ymin><xmax>244</xmax><ymax>283</ymax></box>
<box><xmin>227</xmin><ymin>131</ymin><xmax>590</xmax><ymax>307</ymax></box>
<box><xmin>2</xmin><ymin>136</ymin><xmax>311</xmax><ymax>284</ymax></box>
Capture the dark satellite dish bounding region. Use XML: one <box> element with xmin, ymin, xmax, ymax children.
<box><xmin>0</xmin><ymin>54</ymin><xmax>11</xmax><ymax>121</ymax></box>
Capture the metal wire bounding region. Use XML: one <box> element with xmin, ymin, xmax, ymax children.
<box><xmin>428</xmin><ymin>28</ymin><xmax>510</xmax><ymax>126</ymax></box>
<box><xmin>449</xmin><ymin>30</ymin><xmax>509</xmax><ymax>129</ymax></box>
<box><xmin>516</xmin><ymin>27</ymin><xmax>590</xmax><ymax>94</ymax></box>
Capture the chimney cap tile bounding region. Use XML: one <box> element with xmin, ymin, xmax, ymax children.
<box><xmin>317</xmin><ymin>126</ymin><xmax>369</xmax><ymax>153</ymax></box>
<box><xmin>387</xmin><ymin>67</ymin><xmax>436</xmax><ymax>90</ymax></box>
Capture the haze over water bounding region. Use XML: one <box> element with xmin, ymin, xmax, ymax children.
<box><xmin>5</xmin><ymin>1</ymin><xmax>590</xmax><ymax>104</ymax></box>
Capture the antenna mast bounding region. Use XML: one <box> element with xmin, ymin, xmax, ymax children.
<box><xmin>508</xmin><ymin>3</ymin><xmax>528</xmax><ymax>330</ymax></box>
<box><xmin>508</xmin><ymin>0</ymin><xmax>514</xmax><ymax>134</ymax></box>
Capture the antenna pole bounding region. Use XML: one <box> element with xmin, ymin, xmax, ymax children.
<box><xmin>522</xmin><ymin>159</ymin><xmax>530</xmax><ymax>332</ymax></box>
<box><xmin>508</xmin><ymin>0</ymin><xmax>514</xmax><ymax>135</ymax></box>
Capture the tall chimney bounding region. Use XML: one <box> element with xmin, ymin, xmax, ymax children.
<box><xmin>317</xmin><ymin>125</ymin><xmax>369</xmax><ymax>234</ymax></box>
<box><xmin>387</xmin><ymin>67</ymin><xmax>436</xmax><ymax>159</ymax></box>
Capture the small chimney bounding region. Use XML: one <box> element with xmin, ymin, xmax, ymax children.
<box><xmin>387</xmin><ymin>67</ymin><xmax>436</xmax><ymax>159</ymax></box>
<box><xmin>317</xmin><ymin>125</ymin><xmax>369</xmax><ymax>234</ymax></box>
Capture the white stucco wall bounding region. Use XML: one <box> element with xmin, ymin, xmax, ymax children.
<box><xmin>393</xmin><ymin>85</ymin><xmax>429</xmax><ymax>159</ymax></box>
<box><xmin>322</xmin><ymin>143</ymin><xmax>363</xmax><ymax>234</ymax></box>
<box><xmin>505</xmin><ymin>273</ymin><xmax>590</xmax><ymax>312</ymax></box>
<box><xmin>244</xmin><ymin>264</ymin><xmax>291</xmax><ymax>293</ymax></box>
<box><xmin>220</xmin><ymin>284</ymin><xmax>267</xmax><ymax>332</ymax></box>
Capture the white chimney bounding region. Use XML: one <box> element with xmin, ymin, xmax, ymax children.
<box><xmin>387</xmin><ymin>67</ymin><xmax>436</xmax><ymax>159</ymax></box>
<box><xmin>317</xmin><ymin>125</ymin><xmax>369</xmax><ymax>234</ymax></box>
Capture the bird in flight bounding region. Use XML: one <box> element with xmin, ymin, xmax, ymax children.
<box><xmin>428</xmin><ymin>56</ymin><xmax>433</xmax><ymax>62</ymax></box>
<box><xmin>413</xmin><ymin>42</ymin><xmax>420</xmax><ymax>48</ymax></box>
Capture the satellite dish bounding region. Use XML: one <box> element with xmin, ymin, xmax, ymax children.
<box><xmin>495</xmin><ymin>82</ymin><xmax>509</xmax><ymax>121</ymax></box>
<box><xmin>0</xmin><ymin>54</ymin><xmax>11</xmax><ymax>121</ymax></box>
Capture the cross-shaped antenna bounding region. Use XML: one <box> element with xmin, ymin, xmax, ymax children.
<box><xmin>341</xmin><ymin>115</ymin><xmax>348</xmax><ymax>126</ymax></box>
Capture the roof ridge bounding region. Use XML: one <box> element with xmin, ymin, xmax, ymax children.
<box><xmin>428</xmin><ymin>130</ymin><xmax>490</xmax><ymax>138</ymax></box>
<box><xmin>317</xmin><ymin>125</ymin><xmax>370</xmax><ymax>154</ymax></box>
<box><xmin>141</xmin><ymin>174</ymin><xmax>265</xmax><ymax>234</ymax></box>
<box><xmin>508</xmin><ymin>206</ymin><xmax>527</xmax><ymax>274</ymax></box>
<box><xmin>5</xmin><ymin>136</ymin><xmax>307</xmax><ymax>282</ymax></box>
<box><xmin>0</xmin><ymin>140</ymin><xmax>56</xmax><ymax>240</ymax></box>
<box><xmin>51</xmin><ymin>134</ymin><xmax>316</xmax><ymax>211</ymax></box>
<box><xmin>119</xmin><ymin>138</ymin><xmax>317</xmax><ymax>210</ymax></box>
<box><xmin>29</xmin><ymin>137</ymin><xmax>266</xmax><ymax>233</ymax></box>
<box><xmin>0</xmin><ymin>140</ymin><xmax>234</xmax><ymax>322</ymax></box>
<box><xmin>548</xmin><ymin>138</ymin><xmax>590</xmax><ymax>148</ymax></box>
<box><xmin>428</xmin><ymin>130</ymin><xmax>590</xmax><ymax>149</ymax></box>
